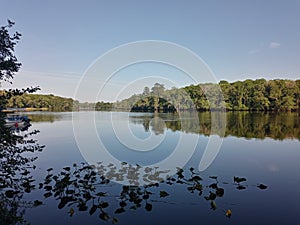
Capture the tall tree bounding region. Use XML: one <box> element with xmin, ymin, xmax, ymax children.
<box><xmin>0</xmin><ymin>20</ymin><xmax>21</xmax><ymax>84</ymax></box>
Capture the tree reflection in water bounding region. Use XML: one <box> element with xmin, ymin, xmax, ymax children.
<box><xmin>130</xmin><ymin>111</ymin><xmax>300</xmax><ymax>140</ymax></box>
<box><xmin>0</xmin><ymin>112</ymin><xmax>44</xmax><ymax>225</ymax></box>
<box><xmin>39</xmin><ymin>162</ymin><xmax>267</xmax><ymax>224</ymax></box>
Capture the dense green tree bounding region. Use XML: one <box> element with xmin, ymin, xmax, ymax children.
<box><xmin>0</xmin><ymin>20</ymin><xmax>21</xmax><ymax>83</ymax></box>
<box><xmin>116</xmin><ymin>79</ymin><xmax>300</xmax><ymax>112</ymax></box>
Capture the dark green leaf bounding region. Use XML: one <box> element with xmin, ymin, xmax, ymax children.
<box><xmin>89</xmin><ymin>204</ymin><xmax>98</xmax><ymax>215</ymax></box>
<box><xmin>257</xmin><ymin>184</ymin><xmax>268</xmax><ymax>190</ymax></box>
<box><xmin>210</xmin><ymin>201</ymin><xmax>217</xmax><ymax>210</ymax></box>
<box><xmin>44</xmin><ymin>185</ymin><xmax>52</xmax><ymax>191</ymax></box>
<box><xmin>160</xmin><ymin>191</ymin><xmax>169</xmax><ymax>198</ymax></box>
<box><xmin>204</xmin><ymin>192</ymin><xmax>216</xmax><ymax>201</ymax></box>
<box><xmin>43</xmin><ymin>192</ymin><xmax>52</xmax><ymax>198</ymax></box>
<box><xmin>33</xmin><ymin>200</ymin><xmax>43</xmax><ymax>207</ymax></box>
<box><xmin>192</xmin><ymin>175</ymin><xmax>202</xmax><ymax>181</ymax></box>
<box><xmin>5</xmin><ymin>190</ymin><xmax>15</xmax><ymax>198</ymax></box>
<box><xmin>112</xmin><ymin>217</ymin><xmax>119</xmax><ymax>224</ymax></box>
<box><xmin>96</xmin><ymin>191</ymin><xmax>106</xmax><ymax>197</ymax></box>
<box><xmin>78</xmin><ymin>203</ymin><xmax>88</xmax><ymax>211</ymax></box>
<box><xmin>100</xmin><ymin>202</ymin><xmax>109</xmax><ymax>208</ymax></box>
<box><xmin>145</xmin><ymin>203</ymin><xmax>152</xmax><ymax>211</ymax></box>
<box><xmin>209</xmin><ymin>183</ymin><xmax>218</xmax><ymax>189</ymax></box>
<box><xmin>216</xmin><ymin>188</ymin><xmax>224</xmax><ymax>197</ymax></box>
<box><xmin>236</xmin><ymin>185</ymin><xmax>246</xmax><ymax>190</ymax></box>
<box><xmin>63</xmin><ymin>167</ymin><xmax>71</xmax><ymax>171</ymax></box>
<box><xmin>143</xmin><ymin>194</ymin><xmax>149</xmax><ymax>200</ymax></box>
<box><xmin>99</xmin><ymin>212</ymin><xmax>110</xmax><ymax>221</ymax></box>
<box><xmin>119</xmin><ymin>201</ymin><xmax>127</xmax><ymax>207</ymax></box>
<box><xmin>115</xmin><ymin>207</ymin><xmax>125</xmax><ymax>214</ymax></box>
<box><xmin>234</xmin><ymin>176</ymin><xmax>247</xmax><ymax>183</ymax></box>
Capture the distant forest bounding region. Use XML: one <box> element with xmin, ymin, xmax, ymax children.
<box><xmin>1</xmin><ymin>79</ymin><xmax>300</xmax><ymax>112</ymax></box>
<box><xmin>116</xmin><ymin>79</ymin><xmax>300</xmax><ymax>112</ymax></box>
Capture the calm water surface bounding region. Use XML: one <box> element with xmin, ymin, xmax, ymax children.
<box><xmin>15</xmin><ymin>112</ymin><xmax>300</xmax><ymax>224</ymax></box>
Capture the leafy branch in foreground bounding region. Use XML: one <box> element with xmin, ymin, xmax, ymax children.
<box><xmin>1</xmin><ymin>20</ymin><xmax>44</xmax><ymax>225</ymax></box>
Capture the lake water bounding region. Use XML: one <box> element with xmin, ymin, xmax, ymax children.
<box><xmin>3</xmin><ymin>111</ymin><xmax>300</xmax><ymax>225</ymax></box>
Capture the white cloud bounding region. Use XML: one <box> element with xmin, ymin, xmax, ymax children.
<box><xmin>269</xmin><ymin>42</ymin><xmax>281</xmax><ymax>49</ymax></box>
<box><xmin>248</xmin><ymin>48</ymin><xmax>261</xmax><ymax>54</ymax></box>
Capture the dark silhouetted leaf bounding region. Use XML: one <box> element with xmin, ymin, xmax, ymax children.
<box><xmin>96</xmin><ymin>191</ymin><xmax>107</xmax><ymax>197</ymax></box>
<box><xmin>69</xmin><ymin>208</ymin><xmax>75</xmax><ymax>217</ymax></box>
<box><xmin>33</xmin><ymin>200</ymin><xmax>43</xmax><ymax>207</ymax></box>
<box><xmin>100</xmin><ymin>202</ymin><xmax>109</xmax><ymax>208</ymax></box>
<box><xmin>145</xmin><ymin>203</ymin><xmax>152</xmax><ymax>211</ymax></box>
<box><xmin>43</xmin><ymin>192</ymin><xmax>52</xmax><ymax>198</ymax></box>
<box><xmin>99</xmin><ymin>212</ymin><xmax>110</xmax><ymax>221</ymax></box>
<box><xmin>210</xmin><ymin>201</ymin><xmax>217</xmax><ymax>210</ymax></box>
<box><xmin>236</xmin><ymin>185</ymin><xmax>246</xmax><ymax>190</ymax></box>
<box><xmin>187</xmin><ymin>186</ymin><xmax>194</xmax><ymax>192</ymax></box>
<box><xmin>58</xmin><ymin>196</ymin><xmax>74</xmax><ymax>209</ymax></box>
<box><xmin>78</xmin><ymin>203</ymin><xmax>88</xmax><ymax>211</ymax></box>
<box><xmin>5</xmin><ymin>190</ymin><xmax>15</xmax><ymax>198</ymax></box>
<box><xmin>63</xmin><ymin>167</ymin><xmax>71</xmax><ymax>171</ymax></box>
<box><xmin>160</xmin><ymin>191</ymin><xmax>169</xmax><ymax>198</ymax></box>
<box><xmin>112</xmin><ymin>217</ymin><xmax>119</xmax><ymax>224</ymax></box>
<box><xmin>89</xmin><ymin>204</ymin><xmax>98</xmax><ymax>215</ymax></box>
<box><xmin>119</xmin><ymin>201</ymin><xmax>127</xmax><ymax>207</ymax></box>
<box><xmin>192</xmin><ymin>175</ymin><xmax>202</xmax><ymax>181</ymax></box>
<box><xmin>209</xmin><ymin>183</ymin><xmax>218</xmax><ymax>189</ymax></box>
<box><xmin>257</xmin><ymin>184</ymin><xmax>268</xmax><ymax>190</ymax></box>
<box><xmin>205</xmin><ymin>192</ymin><xmax>216</xmax><ymax>200</ymax></box>
<box><xmin>115</xmin><ymin>207</ymin><xmax>125</xmax><ymax>214</ymax></box>
<box><xmin>143</xmin><ymin>194</ymin><xmax>149</xmax><ymax>200</ymax></box>
<box><xmin>195</xmin><ymin>184</ymin><xmax>203</xmax><ymax>191</ymax></box>
<box><xmin>134</xmin><ymin>198</ymin><xmax>142</xmax><ymax>204</ymax></box>
<box><xmin>234</xmin><ymin>176</ymin><xmax>247</xmax><ymax>183</ymax></box>
<box><xmin>44</xmin><ymin>185</ymin><xmax>52</xmax><ymax>191</ymax></box>
<box><xmin>216</xmin><ymin>188</ymin><xmax>224</xmax><ymax>197</ymax></box>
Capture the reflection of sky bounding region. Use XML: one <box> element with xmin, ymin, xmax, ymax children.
<box><xmin>26</xmin><ymin>112</ymin><xmax>300</xmax><ymax>225</ymax></box>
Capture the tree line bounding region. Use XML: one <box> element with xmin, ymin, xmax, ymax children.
<box><xmin>2</xmin><ymin>79</ymin><xmax>300</xmax><ymax>112</ymax></box>
<box><xmin>1</xmin><ymin>92</ymin><xmax>77</xmax><ymax>111</ymax></box>
<box><xmin>0</xmin><ymin>91</ymin><xmax>116</xmax><ymax>112</ymax></box>
<box><xmin>115</xmin><ymin>79</ymin><xmax>300</xmax><ymax>112</ymax></box>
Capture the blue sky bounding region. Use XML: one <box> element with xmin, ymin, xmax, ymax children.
<box><xmin>1</xmin><ymin>0</ymin><xmax>299</xmax><ymax>101</ymax></box>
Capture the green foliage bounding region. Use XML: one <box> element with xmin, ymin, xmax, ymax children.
<box><xmin>5</xmin><ymin>94</ymin><xmax>77</xmax><ymax>111</ymax></box>
<box><xmin>1</xmin><ymin>20</ymin><xmax>44</xmax><ymax>224</ymax></box>
<box><xmin>0</xmin><ymin>20</ymin><xmax>21</xmax><ymax>83</ymax></box>
<box><xmin>115</xmin><ymin>79</ymin><xmax>300</xmax><ymax>112</ymax></box>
